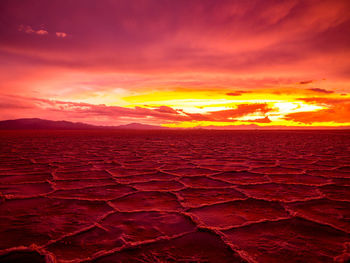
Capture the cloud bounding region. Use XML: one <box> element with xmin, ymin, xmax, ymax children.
<box><xmin>298</xmin><ymin>97</ymin><xmax>350</xmax><ymax>105</ymax></box>
<box><xmin>226</xmin><ymin>90</ymin><xmax>250</xmax><ymax>96</ymax></box>
<box><xmin>299</xmin><ymin>80</ymin><xmax>313</xmax><ymax>85</ymax></box>
<box><xmin>244</xmin><ymin>116</ymin><xmax>271</xmax><ymax>123</ymax></box>
<box><xmin>39</xmin><ymin>99</ymin><xmax>274</xmax><ymax>124</ymax></box>
<box><xmin>56</xmin><ymin>32</ymin><xmax>67</xmax><ymax>38</ymax></box>
<box><xmin>18</xmin><ymin>25</ymin><xmax>48</xmax><ymax>35</ymax></box>
<box><xmin>18</xmin><ymin>24</ymin><xmax>65</xmax><ymax>38</ymax></box>
<box><xmin>0</xmin><ymin>95</ymin><xmax>191</xmax><ymax>124</ymax></box>
<box><xmin>18</xmin><ymin>25</ymin><xmax>35</xmax><ymax>34</ymax></box>
<box><xmin>0</xmin><ymin>95</ymin><xmax>276</xmax><ymax>125</ymax></box>
<box><xmin>36</xmin><ymin>29</ymin><xmax>48</xmax><ymax>35</ymax></box>
<box><xmin>2</xmin><ymin>0</ymin><xmax>349</xmax><ymax>76</ymax></box>
<box><xmin>307</xmin><ymin>88</ymin><xmax>334</xmax><ymax>94</ymax></box>
<box><xmin>202</xmin><ymin>103</ymin><xmax>273</xmax><ymax>122</ymax></box>
<box><xmin>154</xmin><ymin>106</ymin><xmax>180</xmax><ymax>114</ymax></box>
<box><xmin>285</xmin><ymin>104</ymin><xmax>350</xmax><ymax>124</ymax></box>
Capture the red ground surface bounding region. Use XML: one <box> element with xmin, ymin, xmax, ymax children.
<box><xmin>0</xmin><ymin>130</ymin><xmax>349</xmax><ymax>263</ymax></box>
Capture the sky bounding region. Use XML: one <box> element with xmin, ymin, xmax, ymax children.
<box><xmin>0</xmin><ymin>0</ymin><xmax>350</xmax><ymax>128</ymax></box>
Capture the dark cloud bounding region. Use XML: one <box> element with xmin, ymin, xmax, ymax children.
<box><xmin>299</xmin><ymin>80</ymin><xmax>313</xmax><ymax>85</ymax></box>
<box><xmin>307</xmin><ymin>88</ymin><xmax>334</xmax><ymax>94</ymax></box>
<box><xmin>244</xmin><ymin>116</ymin><xmax>271</xmax><ymax>123</ymax></box>
<box><xmin>226</xmin><ymin>90</ymin><xmax>250</xmax><ymax>96</ymax></box>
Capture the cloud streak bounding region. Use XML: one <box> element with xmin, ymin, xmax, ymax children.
<box><xmin>307</xmin><ymin>88</ymin><xmax>334</xmax><ymax>94</ymax></box>
<box><xmin>18</xmin><ymin>25</ymin><xmax>48</xmax><ymax>35</ymax></box>
<box><xmin>285</xmin><ymin>103</ymin><xmax>350</xmax><ymax>124</ymax></box>
<box><xmin>285</xmin><ymin>97</ymin><xmax>350</xmax><ymax>124</ymax></box>
<box><xmin>0</xmin><ymin>95</ymin><xmax>276</xmax><ymax>125</ymax></box>
<box><xmin>1</xmin><ymin>0</ymin><xmax>349</xmax><ymax>74</ymax></box>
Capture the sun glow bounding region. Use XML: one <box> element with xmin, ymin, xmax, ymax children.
<box><xmin>109</xmin><ymin>87</ymin><xmax>350</xmax><ymax>127</ymax></box>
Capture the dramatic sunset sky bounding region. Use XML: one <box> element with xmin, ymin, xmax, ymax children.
<box><xmin>0</xmin><ymin>0</ymin><xmax>349</xmax><ymax>128</ymax></box>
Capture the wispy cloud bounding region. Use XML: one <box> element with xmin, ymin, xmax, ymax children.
<box><xmin>285</xmin><ymin>103</ymin><xmax>350</xmax><ymax>124</ymax></box>
<box><xmin>299</xmin><ymin>80</ymin><xmax>314</xmax><ymax>85</ymax></box>
<box><xmin>244</xmin><ymin>116</ymin><xmax>271</xmax><ymax>123</ymax></box>
<box><xmin>307</xmin><ymin>88</ymin><xmax>334</xmax><ymax>94</ymax></box>
<box><xmin>18</xmin><ymin>25</ymin><xmax>48</xmax><ymax>35</ymax></box>
<box><xmin>226</xmin><ymin>91</ymin><xmax>250</xmax><ymax>96</ymax></box>
<box><xmin>0</xmin><ymin>95</ymin><xmax>276</xmax><ymax>125</ymax></box>
<box><xmin>56</xmin><ymin>32</ymin><xmax>67</xmax><ymax>38</ymax></box>
<box><xmin>18</xmin><ymin>24</ymin><xmax>67</xmax><ymax>38</ymax></box>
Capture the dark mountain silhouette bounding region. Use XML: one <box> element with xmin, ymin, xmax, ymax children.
<box><xmin>115</xmin><ymin>123</ymin><xmax>169</xmax><ymax>130</ymax></box>
<box><xmin>0</xmin><ymin>118</ymin><xmax>349</xmax><ymax>130</ymax></box>
<box><xmin>0</xmin><ymin>118</ymin><xmax>168</xmax><ymax>130</ymax></box>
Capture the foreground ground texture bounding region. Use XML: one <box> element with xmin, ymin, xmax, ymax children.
<box><xmin>0</xmin><ymin>130</ymin><xmax>349</xmax><ymax>263</ymax></box>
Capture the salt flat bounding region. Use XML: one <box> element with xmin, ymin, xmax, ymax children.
<box><xmin>0</xmin><ymin>130</ymin><xmax>349</xmax><ymax>262</ymax></box>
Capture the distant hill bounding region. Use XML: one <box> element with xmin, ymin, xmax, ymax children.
<box><xmin>115</xmin><ymin>122</ymin><xmax>169</xmax><ymax>130</ymax></box>
<box><xmin>0</xmin><ymin>118</ymin><xmax>168</xmax><ymax>130</ymax></box>
<box><xmin>0</xmin><ymin>118</ymin><xmax>349</xmax><ymax>130</ymax></box>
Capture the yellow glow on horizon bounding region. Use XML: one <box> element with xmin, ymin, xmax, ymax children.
<box><xmin>120</xmin><ymin>88</ymin><xmax>347</xmax><ymax>127</ymax></box>
<box><xmin>276</xmin><ymin>101</ymin><xmax>325</xmax><ymax>112</ymax></box>
<box><xmin>163</xmin><ymin>120</ymin><xmax>350</xmax><ymax>128</ymax></box>
<box><xmin>52</xmin><ymin>86</ymin><xmax>347</xmax><ymax>127</ymax></box>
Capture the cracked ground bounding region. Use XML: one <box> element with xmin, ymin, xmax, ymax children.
<box><xmin>0</xmin><ymin>130</ymin><xmax>349</xmax><ymax>263</ymax></box>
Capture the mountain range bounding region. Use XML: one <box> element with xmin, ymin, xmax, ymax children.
<box><xmin>0</xmin><ymin>118</ymin><xmax>349</xmax><ymax>130</ymax></box>
<box><xmin>0</xmin><ymin>118</ymin><xmax>168</xmax><ymax>130</ymax></box>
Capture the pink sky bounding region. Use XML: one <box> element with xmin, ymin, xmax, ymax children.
<box><xmin>0</xmin><ymin>0</ymin><xmax>349</xmax><ymax>127</ymax></box>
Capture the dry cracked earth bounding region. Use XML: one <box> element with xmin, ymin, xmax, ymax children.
<box><xmin>0</xmin><ymin>130</ymin><xmax>349</xmax><ymax>263</ymax></box>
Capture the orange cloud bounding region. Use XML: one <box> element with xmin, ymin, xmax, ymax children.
<box><xmin>298</xmin><ymin>97</ymin><xmax>350</xmax><ymax>105</ymax></box>
<box><xmin>206</xmin><ymin>104</ymin><xmax>272</xmax><ymax>121</ymax></box>
<box><xmin>0</xmin><ymin>95</ymin><xmax>277</xmax><ymax>125</ymax></box>
<box><xmin>154</xmin><ymin>106</ymin><xmax>180</xmax><ymax>114</ymax></box>
<box><xmin>244</xmin><ymin>116</ymin><xmax>271</xmax><ymax>123</ymax></box>
<box><xmin>285</xmin><ymin>103</ymin><xmax>350</xmax><ymax>124</ymax></box>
